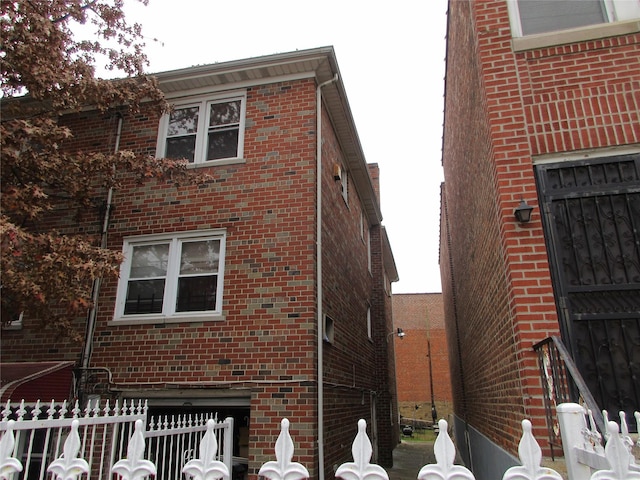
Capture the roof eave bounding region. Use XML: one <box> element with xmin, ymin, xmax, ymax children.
<box><xmin>155</xmin><ymin>47</ymin><xmax>383</xmax><ymax>225</ymax></box>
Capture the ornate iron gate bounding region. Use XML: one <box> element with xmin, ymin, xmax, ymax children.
<box><xmin>536</xmin><ymin>153</ymin><xmax>640</xmax><ymax>430</ymax></box>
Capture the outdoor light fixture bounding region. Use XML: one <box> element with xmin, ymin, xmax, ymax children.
<box><xmin>387</xmin><ymin>328</ymin><xmax>405</xmax><ymax>342</ymax></box>
<box><xmin>514</xmin><ymin>198</ymin><xmax>534</xmax><ymax>223</ymax></box>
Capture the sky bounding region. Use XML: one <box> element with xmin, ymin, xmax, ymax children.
<box><xmin>121</xmin><ymin>0</ymin><xmax>448</xmax><ymax>293</ymax></box>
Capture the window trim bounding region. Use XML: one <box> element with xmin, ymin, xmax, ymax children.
<box><xmin>340</xmin><ymin>166</ymin><xmax>349</xmax><ymax>205</ymax></box>
<box><xmin>112</xmin><ymin>229</ymin><xmax>226</xmax><ymax>325</ymax></box>
<box><xmin>2</xmin><ymin>311</ymin><xmax>23</xmax><ymax>330</ymax></box>
<box><xmin>506</xmin><ymin>0</ymin><xmax>640</xmax><ymax>51</ymax></box>
<box><xmin>366</xmin><ymin>227</ymin><xmax>372</xmax><ymax>273</ymax></box>
<box><xmin>156</xmin><ymin>91</ymin><xmax>247</xmax><ymax>166</ymax></box>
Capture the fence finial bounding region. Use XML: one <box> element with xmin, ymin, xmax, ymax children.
<box><xmin>591</xmin><ymin>421</ymin><xmax>640</xmax><ymax>480</ymax></box>
<box><xmin>258</xmin><ymin>418</ymin><xmax>309</xmax><ymax>480</ymax></box>
<box><xmin>182</xmin><ymin>418</ymin><xmax>230</xmax><ymax>480</ymax></box>
<box><xmin>47</xmin><ymin>419</ymin><xmax>90</xmax><ymax>480</ymax></box>
<box><xmin>0</xmin><ymin>420</ymin><xmax>23</xmax><ymax>478</ymax></box>
<box><xmin>418</xmin><ymin>419</ymin><xmax>474</xmax><ymax>480</ymax></box>
<box><xmin>335</xmin><ymin>419</ymin><xmax>388</xmax><ymax>480</ymax></box>
<box><xmin>111</xmin><ymin>419</ymin><xmax>157</xmax><ymax>480</ymax></box>
<box><xmin>502</xmin><ymin>420</ymin><xmax>562</xmax><ymax>480</ymax></box>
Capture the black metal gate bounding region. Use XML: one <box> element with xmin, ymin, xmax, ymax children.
<box><xmin>536</xmin><ymin>153</ymin><xmax>640</xmax><ymax>429</ymax></box>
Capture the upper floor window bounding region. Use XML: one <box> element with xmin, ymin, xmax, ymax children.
<box><xmin>341</xmin><ymin>167</ymin><xmax>349</xmax><ymax>204</ymax></box>
<box><xmin>508</xmin><ymin>0</ymin><xmax>640</xmax><ymax>37</ymax></box>
<box><xmin>157</xmin><ymin>92</ymin><xmax>246</xmax><ymax>165</ymax></box>
<box><xmin>366</xmin><ymin>227</ymin><xmax>371</xmax><ymax>273</ymax></box>
<box><xmin>114</xmin><ymin>230</ymin><xmax>226</xmax><ymax>322</ymax></box>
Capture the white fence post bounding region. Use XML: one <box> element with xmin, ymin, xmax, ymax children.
<box><xmin>222</xmin><ymin>416</ymin><xmax>234</xmax><ymax>476</ymax></box>
<box><xmin>557</xmin><ymin>403</ymin><xmax>593</xmax><ymax>480</ymax></box>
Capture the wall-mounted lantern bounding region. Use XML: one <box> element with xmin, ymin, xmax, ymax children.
<box><xmin>387</xmin><ymin>327</ymin><xmax>405</xmax><ymax>342</ymax></box>
<box><xmin>514</xmin><ymin>199</ymin><xmax>534</xmax><ymax>223</ymax></box>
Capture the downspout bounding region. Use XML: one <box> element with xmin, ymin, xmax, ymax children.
<box><xmin>316</xmin><ymin>73</ymin><xmax>338</xmax><ymax>480</ymax></box>
<box><xmin>79</xmin><ymin>113</ymin><xmax>122</xmax><ymax>392</ymax></box>
<box><xmin>443</xmin><ymin>191</ymin><xmax>472</xmax><ymax>471</ymax></box>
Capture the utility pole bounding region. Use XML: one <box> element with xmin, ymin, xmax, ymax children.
<box><xmin>427</xmin><ymin>338</ymin><xmax>437</xmax><ymax>426</ymax></box>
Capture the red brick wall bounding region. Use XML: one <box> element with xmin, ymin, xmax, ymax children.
<box><xmin>2</xmin><ymin>75</ymin><xmax>394</xmax><ymax>478</ymax></box>
<box><xmin>441</xmin><ymin>0</ymin><xmax>542</xmax><ymax>455</ymax></box>
<box><xmin>392</xmin><ymin>293</ymin><xmax>452</xmax><ymax>422</ymax></box>
<box><xmin>441</xmin><ymin>0</ymin><xmax>640</xmax><ymax>457</ymax></box>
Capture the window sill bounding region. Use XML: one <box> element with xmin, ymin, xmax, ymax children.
<box><xmin>512</xmin><ymin>18</ymin><xmax>640</xmax><ymax>52</ymax></box>
<box><xmin>188</xmin><ymin>158</ymin><xmax>246</xmax><ymax>168</ymax></box>
<box><xmin>1</xmin><ymin>324</ymin><xmax>22</xmax><ymax>331</ymax></box>
<box><xmin>110</xmin><ymin>313</ymin><xmax>225</xmax><ymax>326</ymax></box>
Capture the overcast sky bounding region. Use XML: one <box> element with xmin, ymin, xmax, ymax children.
<box><xmin>122</xmin><ymin>0</ymin><xmax>448</xmax><ymax>293</ymax></box>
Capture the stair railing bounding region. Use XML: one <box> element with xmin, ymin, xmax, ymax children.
<box><xmin>533</xmin><ymin>336</ymin><xmax>604</xmax><ymax>459</ymax></box>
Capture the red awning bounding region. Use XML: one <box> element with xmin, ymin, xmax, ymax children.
<box><xmin>0</xmin><ymin>361</ymin><xmax>75</xmax><ymax>403</ymax></box>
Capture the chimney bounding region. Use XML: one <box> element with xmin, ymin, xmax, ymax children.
<box><xmin>368</xmin><ymin>163</ymin><xmax>381</xmax><ymax>206</ymax></box>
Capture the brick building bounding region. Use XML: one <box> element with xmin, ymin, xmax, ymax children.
<box><xmin>1</xmin><ymin>47</ymin><xmax>401</xmax><ymax>479</ymax></box>
<box><xmin>392</xmin><ymin>293</ymin><xmax>452</xmax><ymax>426</ymax></box>
<box><xmin>440</xmin><ymin>1</ymin><xmax>640</xmax><ymax>479</ymax></box>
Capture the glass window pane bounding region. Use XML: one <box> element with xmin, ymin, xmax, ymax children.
<box><xmin>125</xmin><ymin>279</ymin><xmax>165</xmax><ymax>314</ymax></box>
<box><xmin>518</xmin><ymin>0</ymin><xmax>606</xmax><ymax>35</ymax></box>
<box><xmin>130</xmin><ymin>244</ymin><xmax>169</xmax><ymax>278</ymax></box>
<box><xmin>209</xmin><ymin>100</ymin><xmax>240</xmax><ymax>127</ymax></box>
<box><xmin>207</xmin><ymin>129</ymin><xmax>239</xmax><ymax>160</ymax></box>
<box><xmin>176</xmin><ymin>276</ymin><xmax>217</xmax><ymax>312</ymax></box>
<box><xmin>168</xmin><ymin>106</ymin><xmax>199</xmax><ymax>136</ymax></box>
<box><xmin>166</xmin><ymin>136</ymin><xmax>196</xmax><ymax>162</ymax></box>
<box><xmin>180</xmin><ymin>240</ymin><xmax>220</xmax><ymax>274</ymax></box>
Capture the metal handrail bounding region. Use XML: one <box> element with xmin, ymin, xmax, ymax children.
<box><xmin>532</xmin><ymin>336</ymin><xmax>605</xmax><ymax>458</ymax></box>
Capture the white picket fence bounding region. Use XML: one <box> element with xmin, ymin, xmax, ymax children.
<box><xmin>0</xmin><ymin>400</ymin><xmax>638</xmax><ymax>480</ymax></box>
<box><xmin>0</xmin><ymin>398</ymin><xmax>233</xmax><ymax>480</ymax></box>
<box><xmin>557</xmin><ymin>403</ymin><xmax>640</xmax><ymax>480</ymax></box>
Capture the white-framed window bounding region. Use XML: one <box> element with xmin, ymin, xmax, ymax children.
<box><xmin>366</xmin><ymin>307</ymin><xmax>372</xmax><ymax>340</ymax></box>
<box><xmin>2</xmin><ymin>311</ymin><xmax>23</xmax><ymax>330</ymax></box>
<box><xmin>507</xmin><ymin>0</ymin><xmax>640</xmax><ymax>37</ymax></box>
<box><xmin>157</xmin><ymin>92</ymin><xmax>246</xmax><ymax>165</ymax></box>
<box><xmin>340</xmin><ymin>167</ymin><xmax>348</xmax><ymax>204</ymax></box>
<box><xmin>367</xmin><ymin>227</ymin><xmax>372</xmax><ymax>273</ymax></box>
<box><xmin>114</xmin><ymin>230</ymin><xmax>226</xmax><ymax>322</ymax></box>
<box><xmin>323</xmin><ymin>315</ymin><xmax>335</xmax><ymax>343</ymax></box>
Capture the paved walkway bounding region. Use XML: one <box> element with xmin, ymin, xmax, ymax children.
<box><xmin>386</xmin><ymin>441</ymin><xmax>436</xmax><ymax>480</ymax></box>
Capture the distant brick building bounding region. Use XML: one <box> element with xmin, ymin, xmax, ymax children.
<box><xmin>1</xmin><ymin>47</ymin><xmax>400</xmax><ymax>479</ymax></box>
<box><xmin>392</xmin><ymin>293</ymin><xmax>452</xmax><ymax>426</ymax></box>
<box><xmin>440</xmin><ymin>1</ymin><xmax>640</xmax><ymax>479</ymax></box>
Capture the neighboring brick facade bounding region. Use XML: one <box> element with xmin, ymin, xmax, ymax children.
<box><xmin>1</xmin><ymin>48</ymin><xmax>399</xmax><ymax>479</ymax></box>
<box><xmin>392</xmin><ymin>293</ymin><xmax>452</xmax><ymax>425</ymax></box>
<box><xmin>441</xmin><ymin>1</ymin><xmax>640</xmax><ymax>478</ymax></box>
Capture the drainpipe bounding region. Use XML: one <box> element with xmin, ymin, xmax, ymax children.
<box><xmin>79</xmin><ymin>113</ymin><xmax>122</xmax><ymax>395</ymax></box>
<box><xmin>443</xmin><ymin>194</ymin><xmax>473</xmax><ymax>470</ymax></box>
<box><xmin>316</xmin><ymin>73</ymin><xmax>338</xmax><ymax>480</ymax></box>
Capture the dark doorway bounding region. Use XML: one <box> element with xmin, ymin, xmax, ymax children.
<box><xmin>147</xmin><ymin>404</ymin><xmax>250</xmax><ymax>480</ymax></box>
<box><xmin>536</xmin><ymin>153</ymin><xmax>640</xmax><ymax>431</ymax></box>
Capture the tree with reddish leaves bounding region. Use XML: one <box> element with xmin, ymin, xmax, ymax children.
<box><xmin>1</xmin><ymin>1</ymin><xmax>201</xmax><ymax>338</ymax></box>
